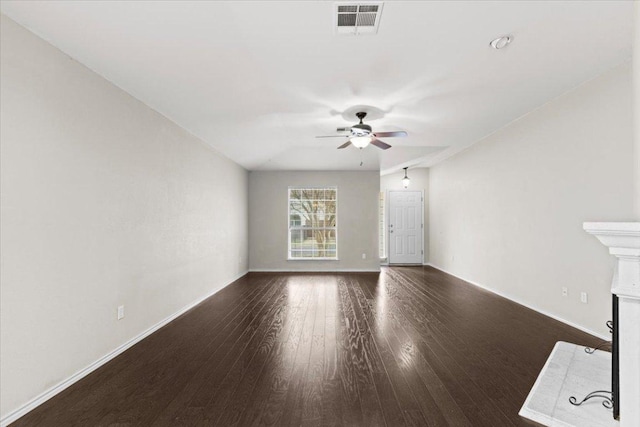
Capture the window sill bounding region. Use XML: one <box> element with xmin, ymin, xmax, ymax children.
<box><xmin>287</xmin><ymin>257</ymin><xmax>339</xmax><ymax>261</ymax></box>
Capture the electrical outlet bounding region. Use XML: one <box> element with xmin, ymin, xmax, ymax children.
<box><xmin>362</xmin><ymin>253</ymin><xmax>366</xmax><ymax>259</ymax></box>
<box><xmin>561</xmin><ymin>287</ymin><xmax>568</xmax><ymax>297</ymax></box>
<box><xmin>117</xmin><ymin>305</ymin><xmax>125</xmax><ymax>320</ymax></box>
<box><xmin>580</xmin><ymin>292</ymin><xmax>588</xmax><ymax>304</ymax></box>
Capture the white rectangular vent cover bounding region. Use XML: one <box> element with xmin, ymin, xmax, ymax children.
<box><xmin>335</xmin><ymin>2</ymin><xmax>384</xmax><ymax>35</ymax></box>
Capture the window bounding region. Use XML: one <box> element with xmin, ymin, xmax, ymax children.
<box><xmin>288</xmin><ymin>187</ymin><xmax>337</xmax><ymax>259</ymax></box>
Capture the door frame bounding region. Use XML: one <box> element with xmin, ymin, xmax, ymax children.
<box><xmin>386</xmin><ymin>189</ymin><xmax>425</xmax><ymax>265</ymax></box>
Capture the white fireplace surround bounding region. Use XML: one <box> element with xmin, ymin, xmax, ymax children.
<box><xmin>583</xmin><ymin>222</ymin><xmax>640</xmax><ymax>427</ymax></box>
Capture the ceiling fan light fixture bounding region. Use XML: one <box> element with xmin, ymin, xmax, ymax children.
<box><xmin>316</xmin><ymin>110</ymin><xmax>406</xmax><ymax>150</ymax></box>
<box><xmin>351</xmin><ymin>136</ymin><xmax>372</xmax><ymax>148</ymax></box>
<box><xmin>402</xmin><ymin>167</ymin><xmax>410</xmax><ymax>188</ymax></box>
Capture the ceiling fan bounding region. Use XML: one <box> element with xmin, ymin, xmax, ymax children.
<box><xmin>316</xmin><ymin>111</ymin><xmax>407</xmax><ymax>150</ymax></box>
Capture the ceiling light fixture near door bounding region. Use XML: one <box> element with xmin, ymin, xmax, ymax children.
<box><xmin>402</xmin><ymin>167</ymin><xmax>410</xmax><ymax>188</ymax></box>
<box><xmin>490</xmin><ymin>35</ymin><xmax>512</xmax><ymax>49</ymax></box>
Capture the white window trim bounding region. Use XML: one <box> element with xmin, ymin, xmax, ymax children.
<box><xmin>287</xmin><ymin>186</ymin><xmax>338</xmax><ymax>261</ymax></box>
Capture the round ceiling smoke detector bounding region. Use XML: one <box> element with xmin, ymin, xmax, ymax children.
<box><xmin>490</xmin><ymin>35</ymin><xmax>512</xmax><ymax>50</ymax></box>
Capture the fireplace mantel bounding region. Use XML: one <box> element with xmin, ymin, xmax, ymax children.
<box><xmin>584</xmin><ymin>222</ymin><xmax>640</xmax><ymax>427</ymax></box>
<box><xmin>584</xmin><ymin>222</ymin><xmax>640</xmax><ymax>300</ymax></box>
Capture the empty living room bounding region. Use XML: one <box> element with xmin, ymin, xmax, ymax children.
<box><xmin>1</xmin><ymin>1</ymin><xmax>639</xmax><ymax>426</ymax></box>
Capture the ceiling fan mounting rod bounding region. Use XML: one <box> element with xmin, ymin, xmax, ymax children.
<box><xmin>356</xmin><ymin>111</ymin><xmax>367</xmax><ymax>124</ymax></box>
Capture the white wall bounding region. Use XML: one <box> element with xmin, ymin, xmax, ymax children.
<box><xmin>634</xmin><ymin>1</ymin><xmax>640</xmax><ymax>219</ymax></box>
<box><xmin>249</xmin><ymin>171</ymin><xmax>379</xmax><ymax>271</ymax></box>
<box><xmin>429</xmin><ymin>63</ymin><xmax>635</xmax><ymax>337</ymax></box>
<box><xmin>380</xmin><ymin>168</ymin><xmax>430</xmax><ymax>263</ymax></box>
<box><xmin>0</xmin><ymin>15</ymin><xmax>248</xmax><ymax>419</ymax></box>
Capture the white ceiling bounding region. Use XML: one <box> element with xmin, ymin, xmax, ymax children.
<box><xmin>0</xmin><ymin>1</ymin><xmax>633</xmax><ymax>174</ymax></box>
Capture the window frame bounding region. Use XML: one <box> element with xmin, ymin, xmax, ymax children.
<box><xmin>287</xmin><ymin>186</ymin><xmax>338</xmax><ymax>261</ymax></box>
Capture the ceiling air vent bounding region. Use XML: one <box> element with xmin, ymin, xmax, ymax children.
<box><xmin>335</xmin><ymin>2</ymin><xmax>384</xmax><ymax>35</ymax></box>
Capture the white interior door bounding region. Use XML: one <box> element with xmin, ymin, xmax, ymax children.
<box><xmin>388</xmin><ymin>191</ymin><xmax>423</xmax><ymax>264</ymax></box>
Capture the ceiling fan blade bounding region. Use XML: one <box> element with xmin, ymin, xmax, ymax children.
<box><xmin>370</xmin><ymin>139</ymin><xmax>392</xmax><ymax>150</ymax></box>
<box><xmin>337</xmin><ymin>141</ymin><xmax>352</xmax><ymax>149</ymax></box>
<box><xmin>336</xmin><ymin>127</ymin><xmax>351</xmax><ymax>132</ymax></box>
<box><xmin>373</xmin><ymin>131</ymin><xmax>408</xmax><ymax>138</ymax></box>
<box><xmin>315</xmin><ymin>135</ymin><xmax>350</xmax><ymax>138</ymax></box>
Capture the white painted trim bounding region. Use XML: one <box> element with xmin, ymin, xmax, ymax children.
<box><xmin>249</xmin><ymin>268</ymin><xmax>380</xmax><ymax>273</ymax></box>
<box><xmin>426</xmin><ymin>263</ymin><xmax>610</xmax><ymax>341</ymax></box>
<box><xmin>0</xmin><ymin>270</ymin><xmax>249</xmax><ymax>427</ymax></box>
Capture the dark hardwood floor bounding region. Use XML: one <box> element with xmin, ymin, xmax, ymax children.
<box><xmin>12</xmin><ymin>266</ymin><xmax>602</xmax><ymax>426</ymax></box>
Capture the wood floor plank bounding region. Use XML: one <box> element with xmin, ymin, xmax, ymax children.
<box><xmin>251</xmin><ymin>278</ymin><xmax>315</xmax><ymax>427</ymax></box>
<box><xmin>332</xmin><ymin>277</ymin><xmax>366</xmax><ymax>427</ymax></box>
<box><xmin>391</xmin><ymin>268</ymin><xmax>551</xmax><ymax>390</ymax></box>
<box><xmin>351</xmin><ymin>283</ymin><xmax>425</xmax><ymax>419</ymax></box>
<box><xmin>209</xmin><ymin>296</ymin><xmax>291</xmax><ymax>425</ymax></box>
<box><xmin>359</xmin><ymin>272</ymin><xmax>512</xmax><ymax>427</ymax></box>
<box><xmin>320</xmin><ymin>279</ymin><xmax>343</xmax><ymax>427</ymax></box>
<box><xmin>384</xmin><ymin>269</ymin><xmax>523</xmax><ymax>425</ymax></box>
<box><xmin>336</xmin><ymin>277</ymin><xmax>386</xmax><ymax>427</ymax></box>
<box><xmin>234</xmin><ymin>278</ymin><xmax>312</xmax><ymax>426</ymax></box>
<box><xmin>148</xmin><ymin>276</ymin><xmax>287</xmax><ymax>426</ymax></box>
<box><xmin>351</xmin><ymin>274</ymin><xmax>470</xmax><ymax>427</ymax></box>
<box><xmin>344</xmin><ymin>275</ymin><xmax>407</xmax><ymax>427</ymax></box>
<box><xmin>300</xmin><ymin>277</ymin><xmax>326</xmax><ymax>424</ymax></box>
<box><xmin>141</xmin><ymin>284</ymin><xmax>284</xmax><ymax>425</ymax></box>
<box><xmin>10</xmin><ymin>268</ymin><xmax>604</xmax><ymax>427</ymax></box>
<box><xmin>274</xmin><ymin>279</ymin><xmax>320</xmax><ymax>427</ymax></box>
<box><xmin>356</xmin><ymin>279</ymin><xmax>458</xmax><ymax>427</ymax></box>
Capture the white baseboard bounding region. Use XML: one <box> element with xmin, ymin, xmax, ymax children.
<box><xmin>0</xmin><ymin>270</ymin><xmax>249</xmax><ymax>427</ymax></box>
<box><xmin>426</xmin><ymin>263</ymin><xmax>609</xmax><ymax>341</ymax></box>
<box><xmin>249</xmin><ymin>268</ymin><xmax>380</xmax><ymax>273</ymax></box>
